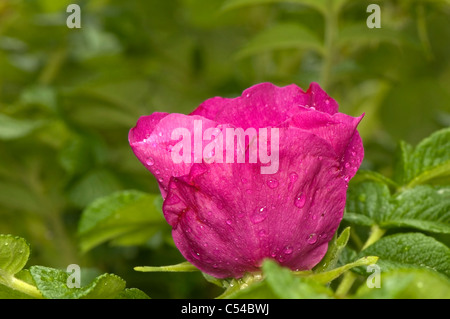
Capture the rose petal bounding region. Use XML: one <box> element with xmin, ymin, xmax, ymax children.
<box><xmin>305</xmin><ymin>82</ymin><xmax>339</xmax><ymax>115</ymax></box>
<box><xmin>190</xmin><ymin>82</ymin><xmax>339</xmax><ymax>129</ymax></box>
<box><xmin>129</xmin><ymin>113</ymin><xmax>219</xmax><ymax>197</ymax></box>
<box><xmin>163</xmin><ymin>127</ymin><xmax>349</xmax><ymax>278</ymax></box>
<box><xmin>288</xmin><ymin>110</ymin><xmax>364</xmax><ymax>179</ymax></box>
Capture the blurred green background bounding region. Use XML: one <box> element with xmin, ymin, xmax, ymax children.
<box><xmin>0</xmin><ymin>0</ymin><xmax>449</xmax><ymax>298</ymax></box>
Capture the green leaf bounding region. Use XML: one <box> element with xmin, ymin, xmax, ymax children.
<box><xmin>345</xmin><ymin>178</ymin><xmax>450</xmax><ymax>234</ymax></box>
<box><xmin>80</xmin><ymin>273</ymin><xmax>127</xmax><ymax>299</ymax></box>
<box><xmin>344</xmin><ymin>180</ymin><xmax>391</xmax><ymax>226</ymax></box>
<box><xmin>68</xmin><ymin>169</ymin><xmax>123</xmax><ymax>208</ymax></box>
<box><xmin>380</xmin><ymin>186</ymin><xmax>450</xmax><ymax>234</ymax></box>
<box><xmin>407</xmin><ymin>128</ymin><xmax>450</xmax><ymax>187</ymax></box>
<box><xmin>20</xmin><ymin>85</ymin><xmax>58</xmax><ymax>112</ymax></box>
<box><xmin>0</xmin><ymin>236</ymin><xmax>42</xmax><ymax>299</ymax></box>
<box><xmin>29</xmin><ymin>266</ymin><xmax>85</xmax><ymax>299</ymax></box>
<box><xmin>355</xmin><ymin>268</ymin><xmax>450</xmax><ymax>299</ymax></box>
<box><xmin>29</xmin><ymin>266</ymin><xmax>145</xmax><ymax>299</ymax></box>
<box><xmin>221</xmin><ymin>0</ymin><xmax>327</xmax><ymax>15</ymax></box>
<box><xmin>314</xmin><ymin>227</ymin><xmax>350</xmax><ymax>272</ymax></box>
<box><xmin>0</xmin><ymin>114</ymin><xmax>46</xmax><ymax>140</ymax></box>
<box><xmin>0</xmin><ymin>235</ymin><xmax>30</xmax><ymax>277</ymax></box>
<box><xmin>235</xmin><ymin>23</ymin><xmax>323</xmax><ymax>59</ymax></box>
<box><xmin>0</xmin><ymin>283</ymin><xmax>34</xmax><ymax>299</ymax></box>
<box><xmin>117</xmin><ymin>288</ymin><xmax>151</xmax><ymax>299</ymax></box>
<box><xmin>304</xmin><ymin>256</ymin><xmax>378</xmax><ymax>285</ymax></box>
<box><xmin>359</xmin><ymin>233</ymin><xmax>450</xmax><ymax>278</ymax></box>
<box><xmin>134</xmin><ymin>261</ymin><xmax>199</xmax><ymax>273</ymax></box>
<box><xmin>78</xmin><ymin>190</ymin><xmax>166</xmax><ymax>253</ymax></box>
<box><xmin>350</xmin><ymin>170</ymin><xmax>399</xmax><ymax>190</ymax></box>
<box><xmin>262</xmin><ymin>260</ymin><xmax>333</xmax><ymax>299</ymax></box>
<box><xmin>393</xmin><ymin>140</ymin><xmax>414</xmax><ymax>185</ymax></box>
<box><xmin>219</xmin><ymin>280</ymin><xmax>278</xmax><ymax>299</ymax></box>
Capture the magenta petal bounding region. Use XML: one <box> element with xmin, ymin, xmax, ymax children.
<box><xmin>305</xmin><ymin>82</ymin><xmax>339</xmax><ymax>115</ymax></box>
<box><xmin>128</xmin><ymin>112</ymin><xmax>169</xmax><ymax>144</ymax></box>
<box><xmin>190</xmin><ymin>83</ymin><xmax>339</xmax><ymax>130</ymax></box>
<box><xmin>191</xmin><ymin>83</ymin><xmax>307</xmax><ymax>129</ymax></box>
<box><xmin>163</xmin><ymin>127</ymin><xmax>349</xmax><ymax>278</ymax></box>
<box><xmin>129</xmin><ymin>82</ymin><xmax>365</xmax><ymax>279</ymax></box>
<box><xmin>129</xmin><ymin>113</ymin><xmax>218</xmax><ymax>197</ymax></box>
<box><xmin>288</xmin><ymin>111</ymin><xmax>364</xmax><ymax>179</ymax></box>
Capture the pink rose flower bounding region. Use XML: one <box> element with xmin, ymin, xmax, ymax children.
<box><xmin>129</xmin><ymin>83</ymin><xmax>364</xmax><ymax>278</ymax></box>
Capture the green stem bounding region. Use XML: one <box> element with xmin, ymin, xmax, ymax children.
<box><xmin>416</xmin><ymin>4</ymin><xmax>433</xmax><ymax>60</ymax></box>
<box><xmin>9</xmin><ymin>277</ymin><xmax>44</xmax><ymax>299</ymax></box>
<box><xmin>320</xmin><ymin>1</ymin><xmax>338</xmax><ymax>89</ymax></box>
<box><xmin>335</xmin><ymin>271</ymin><xmax>356</xmax><ymax>297</ymax></box>
<box><xmin>336</xmin><ymin>225</ymin><xmax>385</xmax><ymax>297</ymax></box>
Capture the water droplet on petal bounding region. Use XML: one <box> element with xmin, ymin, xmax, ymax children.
<box><xmin>325</xmin><ymin>98</ymin><xmax>330</xmax><ymax>105</ymax></box>
<box><xmin>266</xmin><ymin>179</ymin><xmax>279</xmax><ymax>189</ymax></box>
<box><xmin>288</xmin><ymin>172</ymin><xmax>298</xmax><ymax>190</ymax></box>
<box><xmin>294</xmin><ymin>193</ymin><xmax>306</xmax><ymax>208</ymax></box>
<box><xmin>146</xmin><ymin>157</ymin><xmax>155</xmax><ymax>166</ymax></box>
<box><xmin>226</xmin><ymin>219</ymin><xmax>232</xmax><ymax>225</ymax></box>
<box><xmin>343</xmin><ymin>176</ymin><xmax>350</xmax><ymax>182</ymax></box>
<box><xmin>307</xmin><ymin>233</ymin><xmax>318</xmax><ymax>244</ymax></box>
<box><xmin>284</xmin><ymin>245</ymin><xmax>293</xmax><ymax>255</ymax></box>
<box><xmin>251</xmin><ymin>206</ymin><xmax>268</xmax><ymax>224</ymax></box>
<box><xmin>345</xmin><ymin>162</ymin><xmax>350</xmax><ymax>169</ymax></box>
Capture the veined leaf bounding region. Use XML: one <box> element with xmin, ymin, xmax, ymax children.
<box><xmin>344</xmin><ymin>180</ymin><xmax>391</xmax><ymax>226</ymax></box>
<box><xmin>235</xmin><ymin>23</ymin><xmax>323</xmax><ymax>59</ymax></box>
<box><xmin>380</xmin><ymin>186</ymin><xmax>450</xmax><ymax>234</ymax></box>
<box><xmin>0</xmin><ymin>235</ymin><xmax>30</xmax><ymax>277</ymax></box>
<box><xmin>78</xmin><ymin>190</ymin><xmax>166</xmax><ymax>253</ymax></box>
<box><xmin>0</xmin><ymin>235</ymin><xmax>42</xmax><ymax>299</ymax></box>
<box><xmin>359</xmin><ymin>233</ymin><xmax>450</xmax><ymax>278</ymax></box>
<box><xmin>345</xmin><ymin>180</ymin><xmax>449</xmax><ymax>234</ymax></box>
<box><xmin>393</xmin><ymin>140</ymin><xmax>414</xmax><ymax>185</ymax></box>
<box><xmin>407</xmin><ymin>127</ymin><xmax>450</xmax><ymax>187</ymax></box>
<box><xmin>29</xmin><ymin>266</ymin><xmax>149</xmax><ymax>299</ymax></box>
